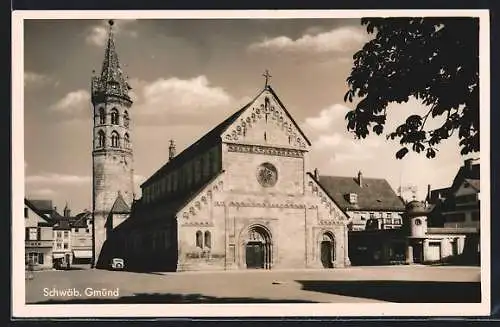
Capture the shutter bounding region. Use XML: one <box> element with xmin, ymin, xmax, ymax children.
<box><xmin>39</xmin><ymin>253</ymin><xmax>44</xmax><ymax>264</ymax></box>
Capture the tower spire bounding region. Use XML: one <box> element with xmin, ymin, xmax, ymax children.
<box><xmin>91</xmin><ymin>19</ymin><xmax>132</xmax><ymax>103</ymax></box>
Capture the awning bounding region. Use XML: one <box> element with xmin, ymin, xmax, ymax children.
<box><xmin>73</xmin><ymin>250</ymin><xmax>93</xmax><ymax>259</ymax></box>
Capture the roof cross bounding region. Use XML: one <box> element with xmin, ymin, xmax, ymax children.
<box><xmin>263</xmin><ymin>70</ymin><xmax>272</xmax><ymax>88</ymax></box>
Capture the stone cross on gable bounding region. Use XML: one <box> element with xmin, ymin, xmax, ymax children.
<box><xmin>263</xmin><ymin>70</ymin><xmax>272</xmax><ymax>87</ymax></box>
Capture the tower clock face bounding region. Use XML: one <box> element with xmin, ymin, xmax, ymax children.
<box><xmin>256</xmin><ymin>162</ymin><xmax>278</xmax><ymax>187</ymax></box>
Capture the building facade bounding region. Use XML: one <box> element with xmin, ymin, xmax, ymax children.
<box><xmin>93</xmin><ymin>26</ymin><xmax>352</xmax><ymax>271</ymax></box>
<box><xmin>91</xmin><ymin>20</ymin><xmax>135</xmax><ymax>267</ymax></box>
<box><xmin>318</xmin><ymin>171</ymin><xmax>405</xmax><ymax>231</ymax></box>
<box><xmin>71</xmin><ymin>210</ymin><xmax>93</xmax><ymax>264</ymax></box>
<box><xmin>24</xmin><ymin>199</ymin><xmax>54</xmax><ymax>270</ymax></box>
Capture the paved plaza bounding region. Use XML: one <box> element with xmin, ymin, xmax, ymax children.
<box><xmin>25</xmin><ymin>265</ymin><xmax>481</xmax><ymax>304</ymax></box>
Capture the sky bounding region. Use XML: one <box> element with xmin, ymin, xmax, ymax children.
<box><xmin>22</xmin><ymin>18</ymin><xmax>480</xmax><ymax>214</ymax></box>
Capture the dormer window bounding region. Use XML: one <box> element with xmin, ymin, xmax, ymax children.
<box><xmin>348</xmin><ymin>193</ymin><xmax>358</xmax><ymax>204</ymax></box>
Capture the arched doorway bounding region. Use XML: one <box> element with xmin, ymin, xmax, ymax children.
<box><xmin>320</xmin><ymin>232</ymin><xmax>335</xmax><ymax>268</ymax></box>
<box><xmin>244</xmin><ymin>225</ymin><xmax>272</xmax><ymax>269</ymax></box>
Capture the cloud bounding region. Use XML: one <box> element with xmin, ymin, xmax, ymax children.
<box><xmin>303</xmin><ymin>103</ymin><xmax>351</xmax><ymax>132</ymax></box>
<box><xmin>248</xmin><ymin>26</ymin><xmax>370</xmax><ymax>54</ymax></box>
<box><xmin>24</xmin><ymin>71</ymin><xmax>58</xmax><ymax>87</ymax></box>
<box><xmin>132</xmin><ymin>75</ymin><xmax>237</xmax><ymax>125</ymax></box>
<box><xmin>86</xmin><ymin>19</ymin><xmax>138</xmax><ymax>46</ymax></box>
<box><xmin>50</xmin><ymin>89</ymin><xmax>90</xmax><ymax>113</ymax></box>
<box><xmin>302</xmin><ymin>103</ymin><xmax>381</xmax><ymax>163</ymax></box>
<box><xmin>28</xmin><ymin>188</ymin><xmax>55</xmax><ymax>196</ymax></box>
<box><xmin>26</xmin><ymin>173</ymin><xmax>91</xmax><ymax>185</ymax></box>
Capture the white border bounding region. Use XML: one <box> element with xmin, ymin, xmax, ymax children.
<box><xmin>12</xmin><ymin>9</ymin><xmax>491</xmax><ymax>318</ymax></box>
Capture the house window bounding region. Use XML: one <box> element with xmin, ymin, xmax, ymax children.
<box><xmin>204</xmin><ymin>231</ymin><xmax>211</xmax><ymax>249</ymax></box>
<box><xmin>111</xmin><ymin>108</ymin><xmax>119</xmax><ymax>125</ymax></box>
<box><xmin>56</xmin><ymin>243</ymin><xmax>62</xmax><ymax>249</ymax></box>
<box><xmin>384</xmin><ymin>218</ymin><xmax>392</xmax><ymax>224</ymax></box>
<box><xmin>97</xmin><ymin>130</ymin><xmax>105</xmax><ymax>148</ymax></box>
<box><xmin>75</xmin><ymin>228</ymin><xmax>79</xmax><ymax>233</ymax></box>
<box><xmin>394</xmin><ymin>218</ymin><xmax>402</xmax><ymax>225</ymax></box>
<box><xmin>196</xmin><ymin>231</ymin><xmax>203</xmax><ymax>248</ymax></box>
<box><xmin>99</xmin><ymin>108</ymin><xmax>105</xmax><ymax>124</ymax></box>
<box><xmin>86</xmin><ymin>228</ymin><xmax>90</xmax><ymax>233</ymax></box>
<box><xmin>64</xmin><ymin>231</ymin><xmax>69</xmax><ymax>238</ymax></box>
<box><xmin>369</xmin><ymin>212</ymin><xmax>375</xmax><ymax>219</ymax></box>
<box><xmin>349</xmin><ymin>193</ymin><xmax>358</xmax><ymax>204</ymax></box>
<box><xmin>63</xmin><ymin>243</ymin><xmax>68</xmax><ymax>249</ymax></box>
<box><xmin>56</xmin><ymin>231</ymin><xmax>62</xmax><ymax>238</ymax></box>
<box><xmin>386</xmin><ymin>213</ymin><xmax>392</xmax><ymax>218</ymax></box>
<box><xmin>24</xmin><ymin>208</ymin><xmax>28</xmax><ymax>218</ymax></box>
<box><xmin>27</xmin><ymin>252</ymin><xmax>41</xmax><ymax>265</ymax></box>
<box><xmin>111</xmin><ymin>131</ymin><xmax>120</xmax><ymax>147</ymax></box>
<box><xmin>29</xmin><ymin>228</ymin><xmax>38</xmax><ymax>241</ymax></box>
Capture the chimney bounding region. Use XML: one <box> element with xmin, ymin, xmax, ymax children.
<box><xmin>357</xmin><ymin>170</ymin><xmax>363</xmax><ymax>188</ymax></box>
<box><xmin>168</xmin><ymin>140</ymin><xmax>176</xmax><ymax>161</ymax></box>
<box><xmin>314</xmin><ymin>168</ymin><xmax>319</xmax><ymax>180</ymax></box>
<box><xmin>426</xmin><ymin>184</ymin><xmax>431</xmax><ymax>204</ymax></box>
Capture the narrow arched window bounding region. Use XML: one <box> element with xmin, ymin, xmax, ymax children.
<box><xmin>124</xmin><ymin>111</ymin><xmax>129</xmax><ymax>128</ymax></box>
<box><xmin>204</xmin><ymin>231</ymin><xmax>211</xmax><ymax>249</ymax></box>
<box><xmin>111</xmin><ymin>108</ymin><xmax>119</xmax><ymax>125</ymax></box>
<box><xmin>97</xmin><ymin>130</ymin><xmax>105</xmax><ymax>148</ymax></box>
<box><xmin>196</xmin><ymin>231</ymin><xmax>203</xmax><ymax>248</ymax></box>
<box><xmin>99</xmin><ymin>108</ymin><xmax>106</xmax><ymax>124</ymax></box>
<box><xmin>124</xmin><ymin>133</ymin><xmax>130</xmax><ymax>148</ymax></box>
<box><xmin>111</xmin><ymin>131</ymin><xmax>120</xmax><ymax>147</ymax></box>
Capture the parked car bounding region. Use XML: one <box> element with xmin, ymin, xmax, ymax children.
<box><xmin>111</xmin><ymin>258</ymin><xmax>125</xmax><ymax>270</ymax></box>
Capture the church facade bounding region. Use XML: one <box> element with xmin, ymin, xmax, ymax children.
<box><xmin>94</xmin><ymin>21</ymin><xmax>351</xmax><ymax>271</ymax></box>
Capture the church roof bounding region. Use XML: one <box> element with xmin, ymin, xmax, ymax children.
<box><xmin>110</xmin><ymin>192</ymin><xmax>131</xmax><ymax>214</ymax></box>
<box><xmin>141</xmin><ymin>85</ymin><xmax>310</xmax><ymax>188</ymax></box>
<box><xmin>318</xmin><ymin>175</ymin><xmax>405</xmax><ymax>212</ymax></box>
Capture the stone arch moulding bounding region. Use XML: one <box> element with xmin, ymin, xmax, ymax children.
<box><xmin>315</xmin><ymin>229</ymin><xmax>337</xmax><ymax>268</ymax></box>
<box><xmin>237</xmin><ymin>222</ymin><xmax>275</xmax><ymax>270</ymax></box>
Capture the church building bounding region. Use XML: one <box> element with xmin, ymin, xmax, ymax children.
<box><xmin>93</xmin><ymin>20</ymin><xmax>351</xmax><ymax>271</ymax></box>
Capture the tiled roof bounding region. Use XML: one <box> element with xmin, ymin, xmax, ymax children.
<box><xmin>71</xmin><ymin>211</ymin><xmax>92</xmax><ymax>228</ymax></box>
<box><xmin>24</xmin><ymin>199</ymin><xmax>54</xmax><ymax>225</ymax></box>
<box><xmin>53</xmin><ymin>218</ymin><xmax>72</xmax><ymax>230</ymax></box>
<box><xmin>141</xmin><ymin>85</ymin><xmax>311</xmax><ymax>188</ymax></box>
<box><xmin>318</xmin><ymin>175</ymin><xmax>405</xmax><ymax>212</ymax></box>
<box><xmin>115</xmin><ymin>171</ymin><xmax>224</xmax><ymax>232</ymax></box>
<box><xmin>110</xmin><ymin>193</ymin><xmax>130</xmax><ymax>213</ymax></box>
<box><xmin>28</xmin><ymin>199</ymin><xmax>53</xmax><ymax>213</ymax></box>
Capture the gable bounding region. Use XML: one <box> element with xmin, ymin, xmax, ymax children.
<box><xmin>221</xmin><ymin>86</ymin><xmax>310</xmax><ymax>150</ymax></box>
<box><xmin>454</xmin><ymin>179</ymin><xmax>480</xmax><ymax>197</ymax></box>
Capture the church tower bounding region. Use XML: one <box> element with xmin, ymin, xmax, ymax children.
<box><xmin>91</xmin><ymin>20</ymin><xmax>134</xmax><ymax>267</ymax></box>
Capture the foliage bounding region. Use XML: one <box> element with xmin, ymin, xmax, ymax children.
<box><xmin>344</xmin><ymin>17</ymin><xmax>479</xmax><ymax>159</ymax></box>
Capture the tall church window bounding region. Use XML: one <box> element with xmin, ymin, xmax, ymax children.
<box><xmin>111</xmin><ymin>108</ymin><xmax>119</xmax><ymax>125</ymax></box>
<box><xmin>99</xmin><ymin>108</ymin><xmax>106</xmax><ymax>124</ymax></box>
<box><xmin>111</xmin><ymin>131</ymin><xmax>120</xmax><ymax>147</ymax></box>
<box><xmin>124</xmin><ymin>111</ymin><xmax>129</xmax><ymax>128</ymax></box>
<box><xmin>124</xmin><ymin>133</ymin><xmax>130</xmax><ymax>148</ymax></box>
<box><xmin>204</xmin><ymin>231</ymin><xmax>211</xmax><ymax>249</ymax></box>
<box><xmin>97</xmin><ymin>130</ymin><xmax>105</xmax><ymax>148</ymax></box>
<box><xmin>196</xmin><ymin>231</ymin><xmax>203</xmax><ymax>248</ymax></box>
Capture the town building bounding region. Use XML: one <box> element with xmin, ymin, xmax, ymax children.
<box><xmin>52</xmin><ymin>210</ymin><xmax>73</xmax><ymax>269</ymax></box>
<box><xmin>70</xmin><ymin>210</ymin><xmax>93</xmax><ymax>265</ymax></box>
<box><xmin>318</xmin><ymin>171</ymin><xmax>406</xmax><ymax>231</ymax></box>
<box><xmin>24</xmin><ymin>199</ymin><xmax>54</xmax><ymax>270</ymax></box>
<box><xmin>427</xmin><ymin>158</ymin><xmax>480</xmax><ymax>229</ymax></box>
<box><xmin>94</xmin><ymin>20</ymin><xmax>351</xmax><ymax>272</ymax></box>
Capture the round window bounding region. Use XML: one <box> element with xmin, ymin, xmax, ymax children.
<box><xmin>415</xmin><ymin>219</ymin><xmax>422</xmax><ymax>226</ymax></box>
<box><xmin>256</xmin><ymin>162</ymin><xmax>278</xmax><ymax>187</ymax></box>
